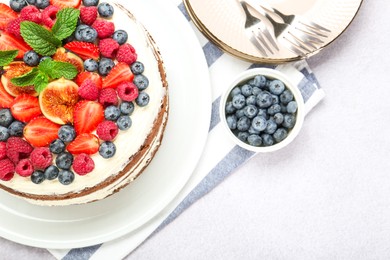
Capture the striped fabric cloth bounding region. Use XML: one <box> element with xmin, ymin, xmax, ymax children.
<box><xmin>49</xmin><ymin>1</ymin><xmax>325</xmax><ymax>259</ymax></box>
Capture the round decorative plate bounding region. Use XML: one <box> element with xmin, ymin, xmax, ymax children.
<box><xmin>184</xmin><ymin>0</ymin><xmax>363</xmax><ymax>63</ymax></box>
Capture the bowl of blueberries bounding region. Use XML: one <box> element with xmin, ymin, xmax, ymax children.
<box><xmin>220</xmin><ymin>68</ymin><xmax>304</xmax><ymax>152</ymax></box>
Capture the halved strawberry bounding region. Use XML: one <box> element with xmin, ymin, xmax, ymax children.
<box><xmin>64</xmin><ymin>41</ymin><xmax>100</xmax><ymax>60</ymax></box>
<box><xmin>75</xmin><ymin>71</ymin><xmax>102</xmax><ymax>89</ymax></box>
<box><xmin>73</xmin><ymin>100</ymin><xmax>104</xmax><ymax>134</ymax></box>
<box><xmin>0</xmin><ymin>4</ymin><xmax>18</xmax><ymax>30</ymax></box>
<box><xmin>0</xmin><ymin>31</ymin><xmax>32</xmax><ymax>59</ymax></box>
<box><xmin>102</xmin><ymin>62</ymin><xmax>134</xmax><ymax>89</ymax></box>
<box><xmin>50</xmin><ymin>0</ymin><xmax>81</xmax><ymax>8</ymax></box>
<box><xmin>67</xmin><ymin>133</ymin><xmax>99</xmax><ymax>155</ymax></box>
<box><xmin>0</xmin><ymin>80</ymin><xmax>14</xmax><ymax>108</ymax></box>
<box><xmin>23</xmin><ymin>117</ymin><xmax>61</xmax><ymax>147</ymax></box>
<box><xmin>11</xmin><ymin>94</ymin><xmax>42</xmax><ymax>123</ymax></box>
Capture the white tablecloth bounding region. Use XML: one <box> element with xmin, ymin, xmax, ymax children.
<box><xmin>2</xmin><ymin>0</ymin><xmax>390</xmax><ymax>259</ymax></box>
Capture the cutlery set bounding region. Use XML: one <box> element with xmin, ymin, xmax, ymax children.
<box><xmin>238</xmin><ymin>0</ymin><xmax>331</xmax><ymax>57</ymax></box>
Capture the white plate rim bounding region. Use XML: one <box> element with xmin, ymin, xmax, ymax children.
<box><xmin>0</xmin><ymin>0</ymin><xmax>211</xmax><ymax>249</ymax></box>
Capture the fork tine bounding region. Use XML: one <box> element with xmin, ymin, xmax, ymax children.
<box><xmin>258</xmin><ymin>26</ymin><xmax>279</xmax><ymax>51</ymax></box>
<box><xmin>293</xmin><ymin>28</ymin><xmax>325</xmax><ymax>44</ymax></box>
<box><xmin>300</xmin><ymin>20</ymin><xmax>331</xmax><ymax>32</ymax></box>
<box><xmin>248</xmin><ymin>32</ymin><xmax>268</xmax><ymax>56</ymax></box>
<box><xmin>253</xmin><ymin>29</ymin><xmax>274</xmax><ymax>54</ymax></box>
<box><xmin>296</xmin><ymin>23</ymin><xmax>328</xmax><ymax>38</ymax></box>
<box><xmin>283</xmin><ymin>33</ymin><xmax>311</xmax><ymax>53</ymax></box>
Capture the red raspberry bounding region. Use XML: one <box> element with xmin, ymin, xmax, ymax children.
<box><xmin>99</xmin><ymin>38</ymin><xmax>119</xmax><ymax>58</ymax></box>
<box><xmin>96</xmin><ymin>120</ymin><xmax>118</xmax><ymax>141</ymax></box>
<box><xmin>98</xmin><ymin>88</ymin><xmax>118</xmax><ymax>107</ymax></box>
<box><xmin>0</xmin><ymin>142</ymin><xmax>6</xmax><ymax>160</ymax></box>
<box><xmin>6</xmin><ymin>18</ymin><xmax>22</xmax><ymax>39</ymax></box>
<box><xmin>73</xmin><ymin>153</ymin><xmax>94</xmax><ymax>175</ymax></box>
<box><xmin>20</xmin><ymin>5</ymin><xmax>42</xmax><ymax>24</ymax></box>
<box><xmin>117</xmin><ymin>82</ymin><xmax>139</xmax><ymax>102</ymax></box>
<box><xmin>78</xmin><ymin>79</ymin><xmax>100</xmax><ymax>101</ymax></box>
<box><xmin>0</xmin><ymin>158</ymin><xmax>15</xmax><ymax>181</ymax></box>
<box><xmin>30</xmin><ymin>147</ymin><xmax>52</xmax><ymax>170</ymax></box>
<box><xmin>116</xmin><ymin>43</ymin><xmax>137</xmax><ymax>65</ymax></box>
<box><xmin>80</xmin><ymin>6</ymin><xmax>97</xmax><ymax>26</ymax></box>
<box><xmin>6</xmin><ymin>137</ymin><xmax>33</xmax><ymax>164</ymax></box>
<box><xmin>92</xmin><ymin>19</ymin><xmax>115</xmax><ymax>39</ymax></box>
<box><xmin>15</xmin><ymin>159</ymin><xmax>34</xmax><ymax>177</ymax></box>
<box><xmin>41</xmin><ymin>5</ymin><xmax>59</xmax><ymax>28</ymax></box>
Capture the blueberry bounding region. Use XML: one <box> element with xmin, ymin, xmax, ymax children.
<box><xmin>237</xmin><ymin>132</ymin><xmax>249</xmax><ymax>142</ymax></box>
<box><xmin>104</xmin><ymin>105</ymin><xmax>121</xmax><ymax>121</ymax></box>
<box><xmin>287</xmin><ymin>101</ymin><xmax>298</xmax><ymax>113</ymax></box>
<box><xmin>58</xmin><ymin>170</ymin><xmax>75</xmax><ymax>185</ymax></box>
<box><xmin>257</xmin><ymin>109</ymin><xmax>268</xmax><ymax>119</ymax></box>
<box><xmin>113</xmin><ymin>30</ymin><xmax>128</xmax><ymax>45</ymax></box>
<box><xmin>8</xmin><ymin>120</ymin><xmax>25</xmax><ymax>137</ymax></box>
<box><xmin>252</xmin><ymin>86</ymin><xmax>262</xmax><ymax>95</ymax></box>
<box><xmin>0</xmin><ymin>109</ymin><xmax>13</xmax><ymax>127</ymax></box>
<box><xmin>253</xmin><ymin>75</ymin><xmax>267</xmax><ymax>88</ymax></box>
<box><xmin>235</xmin><ymin>108</ymin><xmax>245</xmax><ymax>119</ymax></box>
<box><xmin>225</xmin><ymin>101</ymin><xmax>236</xmax><ymax>114</ymax></box>
<box><xmin>247</xmin><ymin>134</ymin><xmax>262</xmax><ymax>146</ymax></box>
<box><xmin>230</xmin><ymin>87</ymin><xmax>241</xmax><ymax>98</ymax></box>
<box><xmin>273</xmin><ymin>113</ymin><xmax>284</xmax><ymax>125</ymax></box>
<box><xmin>49</xmin><ymin>139</ymin><xmax>66</xmax><ymax>154</ymax></box>
<box><xmin>256</xmin><ymin>92</ymin><xmax>273</xmax><ymax>108</ymax></box>
<box><xmin>251</xmin><ymin>116</ymin><xmax>267</xmax><ymax>132</ymax></box>
<box><xmin>98</xmin><ymin>58</ymin><xmax>115</xmax><ymax>76</ymax></box>
<box><xmin>237</xmin><ymin>116</ymin><xmax>251</xmax><ymax>131</ymax></box>
<box><xmin>84</xmin><ymin>59</ymin><xmax>98</xmax><ymax>72</ymax></box>
<box><xmin>261</xmin><ymin>134</ymin><xmax>274</xmax><ymax>146</ymax></box>
<box><xmin>116</xmin><ymin>115</ymin><xmax>132</xmax><ymax>130</ymax></box>
<box><xmin>31</xmin><ymin>170</ymin><xmax>45</xmax><ymax>184</ymax></box>
<box><xmin>248</xmin><ymin>126</ymin><xmax>260</xmax><ymax>135</ymax></box>
<box><xmin>99</xmin><ymin>141</ymin><xmax>116</xmax><ymax>159</ymax></box>
<box><xmin>133</xmin><ymin>74</ymin><xmax>149</xmax><ymax>91</ymax></box>
<box><xmin>283</xmin><ymin>114</ymin><xmax>296</xmax><ymax>129</ymax></box>
<box><xmin>226</xmin><ymin>115</ymin><xmax>237</xmax><ymax>130</ymax></box>
<box><xmin>273</xmin><ymin>128</ymin><xmax>288</xmax><ymax>143</ymax></box>
<box><xmin>0</xmin><ymin>126</ymin><xmax>9</xmax><ymax>141</ymax></box>
<box><xmin>271</xmin><ymin>94</ymin><xmax>279</xmax><ymax>105</ymax></box>
<box><xmin>136</xmin><ymin>92</ymin><xmax>150</xmax><ymax>107</ymax></box>
<box><xmin>130</xmin><ymin>62</ymin><xmax>144</xmax><ymax>75</ymax></box>
<box><xmin>26</xmin><ymin>0</ymin><xmax>36</xmax><ymax>4</ymax></box>
<box><xmin>10</xmin><ymin>0</ymin><xmax>27</xmax><ymax>12</ymax></box>
<box><xmin>98</xmin><ymin>2</ymin><xmax>114</xmax><ymax>18</ymax></box>
<box><xmin>75</xmin><ymin>25</ymin><xmax>97</xmax><ymax>42</ymax></box>
<box><xmin>280</xmin><ymin>89</ymin><xmax>294</xmax><ymax>104</ymax></box>
<box><xmin>35</xmin><ymin>0</ymin><xmax>50</xmax><ymax>9</ymax></box>
<box><xmin>23</xmin><ymin>50</ymin><xmax>40</xmax><ymax>66</ymax></box>
<box><xmin>58</xmin><ymin>125</ymin><xmax>76</xmax><ymax>142</ymax></box>
<box><xmin>120</xmin><ymin>101</ymin><xmax>135</xmax><ymax>115</ymax></box>
<box><xmin>243</xmin><ymin>105</ymin><xmax>258</xmax><ymax>119</ymax></box>
<box><xmin>267</xmin><ymin>104</ymin><xmax>282</xmax><ymax>115</ymax></box>
<box><xmin>246</xmin><ymin>95</ymin><xmax>256</xmax><ymax>106</ymax></box>
<box><xmin>44</xmin><ymin>165</ymin><xmax>59</xmax><ymax>180</ymax></box>
<box><xmin>75</xmin><ymin>24</ymin><xmax>89</xmax><ymax>41</ymax></box>
<box><xmin>269</xmin><ymin>79</ymin><xmax>285</xmax><ymax>95</ymax></box>
<box><xmin>56</xmin><ymin>152</ymin><xmax>73</xmax><ymax>170</ymax></box>
<box><xmin>265</xmin><ymin>119</ymin><xmax>278</xmax><ymax>134</ymax></box>
<box><xmin>241</xmin><ymin>84</ymin><xmax>253</xmax><ymax>97</ymax></box>
<box><xmin>232</xmin><ymin>94</ymin><xmax>246</xmax><ymax>110</ymax></box>
<box><xmin>82</xmin><ymin>0</ymin><xmax>99</xmax><ymax>6</ymax></box>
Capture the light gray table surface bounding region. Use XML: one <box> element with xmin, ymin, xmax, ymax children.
<box><xmin>2</xmin><ymin>0</ymin><xmax>390</xmax><ymax>259</ymax></box>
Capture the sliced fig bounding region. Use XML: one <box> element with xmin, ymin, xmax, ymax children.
<box><xmin>52</xmin><ymin>47</ymin><xmax>84</xmax><ymax>74</ymax></box>
<box><xmin>1</xmin><ymin>61</ymin><xmax>37</xmax><ymax>97</ymax></box>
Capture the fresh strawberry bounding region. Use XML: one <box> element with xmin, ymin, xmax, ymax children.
<box><xmin>0</xmin><ymin>31</ymin><xmax>32</xmax><ymax>59</ymax></box>
<box><xmin>10</xmin><ymin>94</ymin><xmax>42</xmax><ymax>123</ymax></box>
<box><xmin>64</xmin><ymin>41</ymin><xmax>100</xmax><ymax>60</ymax></box>
<box><xmin>0</xmin><ymin>81</ymin><xmax>14</xmax><ymax>108</ymax></box>
<box><xmin>50</xmin><ymin>0</ymin><xmax>81</xmax><ymax>9</ymax></box>
<box><xmin>73</xmin><ymin>100</ymin><xmax>104</xmax><ymax>134</ymax></box>
<box><xmin>0</xmin><ymin>3</ymin><xmax>18</xmax><ymax>30</ymax></box>
<box><xmin>75</xmin><ymin>71</ymin><xmax>102</xmax><ymax>89</ymax></box>
<box><xmin>23</xmin><ymin>117</ymin><xmax>61</xmax><ymax>147</ymax></box>
<box><xmin>67</xmin><ymin>133</ymin><xmax>99</xmax><ymax>155</ymax></box>
<box><xmin>102</xmin><ymin>62</ymin><xmax>134</xmax><ymax>89</ymax></box>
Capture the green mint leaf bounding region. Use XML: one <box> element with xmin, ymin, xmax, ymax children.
<box><xmin>0</xmin><ymin>50</ymin><xmax>18</xmax><ymax>66</ymax></box>
<box><xmin>34</xmin><ymin>72</ymin><xmax>50</xmax><ymax>94</ymax></box>
<box><xmin>10</xmin><ymin>68</ymin><xmax>39</xmax><ymax>87</ymax></box>
<box><xmin>39</xmin><ymin>59</ymin><xmax>78</xmax><ymax>80</ymax></box>
<box><xmin>52</xmin><ymin>8</ymin><xmax>80</xmax><ymax>40</ymax></box>
<box><xmin>20</xmin><ymin>21</ymin><xmax>62</xmax><ymax>56</ymax></box>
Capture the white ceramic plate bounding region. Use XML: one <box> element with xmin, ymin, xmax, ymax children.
<box><xmin>0</xmin><ymin>0</ymin><xmax>211</xmax><ymax>249</ymax></box>
<box><xmin>184</xmin><ymin>0</ymin><xmax>363</xmax><ymax>63</ymax></box>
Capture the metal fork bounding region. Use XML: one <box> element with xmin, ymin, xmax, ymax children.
<box><xmin>238</xmin><ymin>1</ymin><xmax>279</xmax><ymax>56</ymax></box>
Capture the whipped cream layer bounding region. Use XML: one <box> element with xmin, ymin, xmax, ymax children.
<box><xmin>0</xmin><ymin>2</ymin><xmax>168</xmax><ymax>206</ymax></box>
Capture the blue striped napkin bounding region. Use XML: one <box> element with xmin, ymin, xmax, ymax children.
<box><xmin>48</xmin><ymin>1</ymin><xmax>325</xmax><ymax>259</ymax></box>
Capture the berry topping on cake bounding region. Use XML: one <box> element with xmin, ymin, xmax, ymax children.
<box><xmin>72</xmin><ymin>153</ymin><xmax>94</xmax><ymax>175</ymax></box>
<box><xmin>99</xmin><ymin>38</ymin><xmax>119</xmax><ymax>58</ymax></box>
<box><xmin>0</xmin><ymin>3</ymin><xmax>18</xmax><ymax>30</ymax></box>
<box><xmin>73</xmin><ymin>100</ymin><xmax>104</xmax><ymax>134</ymax></box>
<box><xmin>23</xmin><ymin>117</ymin><xmax>61</xmax><ymax>147</ymax></box>
<box><xmin>78</xmin><ymin>79</ymin><xmax>99</xmax><ymax>101</ymax></box>
<box><xmin>0</xmin><ymin>81</ymin><xmax>15</xmax><ymax>108</ymax></box>
<box><xmin>99</xmin><ymin>88</ymin><xmax>117</xmax><ymax>107</ymax></box>
<box><xmin>117</xmin><ymin>82</ymin><xmax>138</xmax><ymax>102</ymax></box>
<box><xmin>116</xmin><ymin>43</ymin><xmax>137</xmax><ymax>65</ymax></box>
<box><xmin>0</xmin><ymin>142</ymin><xmax>6</xmax><ymax>159</ymax></box>
<box><xmin>67</xmin><ymin>133</ymin><xmax>99</xmax><ymax>155</ymax></box>
<box><xmin>50</xmin><ymin>0</ymin><xmax>81</xmax><ymax>9</ymax></box>
<box><xmin>41</xmin><ymin>5</ymin><xmax>59</xmax><ymax>28</ymax></box>
<box><xmin>15</xmin><ymin>158</ymin><xmax>34</xmax><ymax>177</ymax></box>
<box><xmin>20</xmin><ymin>5</ymin><xmax>42</xmax><ymax>24</ymax></box>
<box><xmin>30</xmin><ymin>147</ymin><xmax>52</xmax><ymax>169</ymax></box>
<box><xmin>0</xmin><ymin>31</ymin><xmax>31</xmax><ymax>58</ymax></box>
<box><xmin>80</xmin><ymin>6</ymin><xmax>97</xmax><ymax>25</ymax></box>
<box><xmin>0</xmin><ymin>158</ymin><xmax>15</xmax><ymax>181</ymax></box>
<box><xmin>92</xmin><ymin>19</ymin><xmax>114</xmax><ymax>39</ymax></box>
<box><xmin>64</xmin><ymin>41</ymin><xmax>100</xmax><ymax>60</ymax></box>
<box><xmin>10</xmin><ymin>94</ymin><xmax>42</xmax><ymax>122</ymax></box>
<box><xmin>75</xmin><ymin>71</ymin><xmax>102</xmax><ymax>89</ymax></box>
<box><xmin>6</xmin><ymin>17</ymin><xmax>23</xmax><ymax>39</ymax></box>
<box><xmin>96</xmin><ymin>120</ymin><xmax>118</xmax><ymax>141</ymax></box>
<box><xmin>102</xmin><ymin>62</ymin><xmax>133</xmax><ymax>89</ymax></box>
<box><xmin>6</xmin><ymin>136</ymin><xmax>33</xmax><ymax>163</ymax></box>
<box><xmin>99</xmin><ymin>141</ymin><xmax>115</xmax><ymax>159</ymax></box>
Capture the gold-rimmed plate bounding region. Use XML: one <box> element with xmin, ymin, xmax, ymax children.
<box><xmin>184</xmin><ymin>0</ymin><xmax>363</xmax><ymax>63</ymax></box>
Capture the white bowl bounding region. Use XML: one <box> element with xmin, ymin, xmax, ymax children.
<box><xmin>219</xmin><ymin>68</ymin><xmax>304</xmax><ymax>153</ymax></box>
